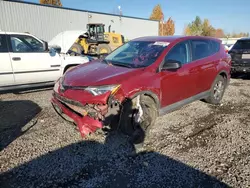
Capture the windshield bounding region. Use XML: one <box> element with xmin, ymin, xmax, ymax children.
<box><xmin>105</xmin><ymin>41</ymin><xmax>168</xmax><ymax>68</ymax></box>
<box><xmin>232</xmin><ymin>40</ymin><xmax>250</xmax><ymax>50</ymax></box>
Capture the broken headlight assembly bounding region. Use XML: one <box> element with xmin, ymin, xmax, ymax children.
<box><xmin>85</xmin><ymin>85</ymin><xmax>120</xmax><ymax>96</ymax></box>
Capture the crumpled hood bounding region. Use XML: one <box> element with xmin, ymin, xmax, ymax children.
<box><xmin>63</xmin><ymin>61</ymin><xmax>143</xmax><ymax>86</ymax></box>
<box><xmin>48</xmin><ymin>30</ymin><xmax>86</xmax><ymax>53</ymax></box>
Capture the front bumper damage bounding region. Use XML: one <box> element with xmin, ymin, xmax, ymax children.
<box><xmin>51</xmin><ymin>91</ymin><xmax>121</xmax><ymax>137</ymax></box>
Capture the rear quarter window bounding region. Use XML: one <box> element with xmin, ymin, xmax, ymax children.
<box><xmin>0</xmin><ymin>35</ymin><xmax>8</xmax><ymax>53</ymax></box>
<box><xmin>210</xmin><ymin>40</ymin><xmax>220</xmax><ymax>54</ymax></box>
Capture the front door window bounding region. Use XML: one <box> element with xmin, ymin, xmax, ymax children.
<box><xmin>10</xmin><ymin>35</ymin><xmax>44</xmax><ymax>53</ymax></box>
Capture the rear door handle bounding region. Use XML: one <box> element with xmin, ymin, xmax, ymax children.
<box><xmin>12</xmin><ymin>57</ymin><xmax>21</xmax><ymax>61</ymax></box>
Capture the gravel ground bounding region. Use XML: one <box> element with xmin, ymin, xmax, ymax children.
<box><xmin>0</xmin><ymin>76</ymin><xmax>250</xmax><ymax>188</ymax></box>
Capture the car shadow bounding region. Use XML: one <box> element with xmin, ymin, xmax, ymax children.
<box><xmin>0</xmin><ymin>100</ymin><xmax>42</xmax><ymax>151</ymax></box>
<box><xmin>231</xmin><ymin>72</ymin><xmax>250</xmax><ymax>80</ymax></box>
<box><xmin>0</xmin><ymin>131</ymin><xmax>229</xmax><ymax>188</ymax></box>
<box><xmin>0</xmin><ymin>85</ymin><xmax>53</xmax><ymax>95</ymax></box>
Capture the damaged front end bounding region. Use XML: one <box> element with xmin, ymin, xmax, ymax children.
<box><xmin>51</xmin><ymin>78</ymin><xmax>123</xmax><ymax>137</ymax></box>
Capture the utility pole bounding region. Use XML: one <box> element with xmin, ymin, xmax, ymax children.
<box><xmin>161</xmin><ymin>12</ymin><xmax>164</xmax><ymax>36</ymax></box>
<box><xmin>118</xmin><ymin>6</ymin><xmax>122</xmax><ymax>16</ymax></box>
<box><xmin>118</xmin><ymin>6</ymin><xmax>122</xmax><ymax>22</ymax></box>
<box><xmin>161</xmin><ymin>20</ymin><xmax>163</xmax><ymax>36</ymax></box>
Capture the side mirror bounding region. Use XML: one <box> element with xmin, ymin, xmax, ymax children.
<box><xmin>50</xmin><ymin>45</ymin><xmax>61</xmax><ymax>54</ymax></box>
<box><xmin>161</xmin><ymin>59</ymin><xmax>182</xmax><ymax>71</ymax></box>
<box><xmin>43</xmin><ymin>41</ymin><xmax>49</xmax><ymax>51</ymax></box>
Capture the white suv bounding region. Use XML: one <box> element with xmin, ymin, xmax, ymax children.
<box><xmin>0</xmin><ymin>30</ymin><xmax>91</xmax><ymax>91</ymax></box>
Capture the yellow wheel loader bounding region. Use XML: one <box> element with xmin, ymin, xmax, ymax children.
<box><xmin>70</xmin><ymin>23</ymin><xmax>125</xmax><ymax>57</ymax></box>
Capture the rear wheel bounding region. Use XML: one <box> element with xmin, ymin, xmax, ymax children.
<box><xmin>205</xmin><ymin>75</ymin><xmax>226</xmax><ymax>105</ymax></box>
<box><xmin>119</xmin><ymin>95</ymin><xmax>158</xmax><ymax>146</ymax></box>
<box><xmin>97</xmin><ymin>44</ymin><xmax>112</xmax><ymax>55</ymax></box>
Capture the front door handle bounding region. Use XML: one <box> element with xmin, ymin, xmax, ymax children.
<box><xmin>12</xmin><ymin>57</ymin><xmax>21</xmax><ymax>61</ymax></box>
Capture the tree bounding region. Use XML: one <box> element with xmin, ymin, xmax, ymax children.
<box><xmin>227</xmin><ymin>32</ymin><xmax>249</xmax><ymax>38</ymax></box>
<box><xmin>149</xmin><ymin>4</ymin><xmax>175</xmax><ymax>36</ymax></box>
<box><xmin>184</xmin><ymin>16</ymin><xmax>215</xmax><ymax>36</ymax></box>
<box><xmin>202</xmin><ymin>19</ymin><xmax>215</xmax><ymax>36</ymax></box>
<box><xmin>183</xmin><ymin>25</ymin><xmax>191</xmax><ymax>35</ymax></box>
<box><xmin>184</xmin><ymin>16</ymin><xmax>249</xmax><ymax>38</ymax></box>
<box><xmin>188</xmin><ymin>16</ymin><xmax>203</xmax><ymax>35</ymax></box>
<box><xmin>149</xmin><ymin>4</ymin><xmax>164</xmax><ymax>36</ymax></box>
<box><xmin>184</xmin><ymin>16</ymin><xmax>203</xmax><ymax>36</ymax></box>
<box><xmin>214</xmin><ymin>29</ymin><xmax>225</xmax><ymax>38</ymax></box>
<box><xmin>149</xmin><ymin>4</ymin><xmax>163</xmax><ymax>21</ymax></box>
<box><xmin>237</xmin><ymin>32</ymin><xmax>249</xmax><ymax>37</ymax></box>
<box><xmin>164</xmin><ymin>17</ymin><xmax>175</xmax><ymax>36</ymax></box>
<box><xmin>40</xmin><ymin>0</ymin><xmax>62</xmax><ymax>7</ymax></box>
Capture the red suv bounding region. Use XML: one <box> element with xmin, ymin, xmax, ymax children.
<box><xmin>51</xmin><ymin>36</ymin><xmax>231</xmax><ymax>144</ymax></box>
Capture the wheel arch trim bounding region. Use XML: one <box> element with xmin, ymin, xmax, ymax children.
<box><xmin>128</xmin><ymin>90</ymin><xmax>161</xmax><ymax>110</ymax></box>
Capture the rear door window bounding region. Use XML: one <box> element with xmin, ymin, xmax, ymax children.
<box><xmin>232</xmin><ymin>40</ymin><xmax>250</xmax><ymax>50</ymax></box>
<box><xmin>0</xmin><ymin>34</ymin><xmax>8</xmax><ymax>53</ymax></box>
<box><xmin>191</xmin><ymin>39</ymin><xmax>219</xmax><ymax>61</ymax></box>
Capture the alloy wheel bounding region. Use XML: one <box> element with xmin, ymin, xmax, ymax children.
<box><xmin>213</xmin><ymin>80</ymin><xmax>224</xmax><ymax>101</ymax></box>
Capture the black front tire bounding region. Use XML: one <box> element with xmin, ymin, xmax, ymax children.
<box><xmin>119</xmin><ymin>96</ymin><xmax>158</xmax><ymax>145</ymax></box>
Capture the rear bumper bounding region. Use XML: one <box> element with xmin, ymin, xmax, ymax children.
<box><xmin>231</xmin><ymin>59</ymin><xmax>250</xmax><ymax>73</ymax></box>
<box><xmin>51</xmin><ymin>96</ymin><xmax>103</xmax><ymax>137</ymax></box>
